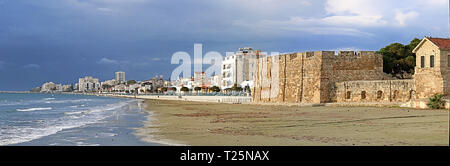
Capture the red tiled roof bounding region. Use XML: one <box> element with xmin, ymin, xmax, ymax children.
<box><xmin>427</xmin><ymin>37</ymin><xmax>450</xmax><ymax>50</ymax></box>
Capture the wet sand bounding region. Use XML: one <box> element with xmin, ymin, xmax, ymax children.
<box><xmin>136</xmin><ymin>99</ymin><xmax>449</xmax><ymax>146</ymax></box>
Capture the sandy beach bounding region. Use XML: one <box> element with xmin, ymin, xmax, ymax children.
<box><xmin>136</xmin><ymin>99</ymin><xmax>449</xmax><ymax>146</ymax></box>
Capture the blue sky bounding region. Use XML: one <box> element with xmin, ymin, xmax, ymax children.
<box><xmin>0</xmin><ymin>0</ymin><xmax>449</xmax><ymax>90</ymax></box>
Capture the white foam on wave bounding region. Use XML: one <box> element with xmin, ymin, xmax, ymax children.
<box><xmin>0</xmin><ymin>100</ymin><xmax>134</xmax><ymax>145</ymax></box>
<box><xmin>44</xmin><ymin>99</ymin><xmax>92</xmax><ymax>104</ymax></box>
<box><xmin>43</xmin><ymin>98</ymin><xmax>55</xmax><ymax>100</ymax></box>
<box><xmin>16</xmin><ymin>107</ymin><xmax>52</xmax><ymax>112</ymax></box>
<box><xmin>64</xmin><ymin>111</ymin><xmax>86</xmax><ymax>115</ymax></box>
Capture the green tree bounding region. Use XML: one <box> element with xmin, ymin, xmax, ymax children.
<box><xmin>231</xmin><ymin>84</ymin><xmax>243</xmax><ymax>92</ymax></box>
<box><xmin>378</xmin><ymin>38</ymin><xmax>421</xmax><ymax>78</ymax></box>
<box><xmin>127</xmin><ymin>80</ymin><xmax>137</xmax><ymax>85</ymax></box>
<box><xmin>210</xmin><ymin>86</ymin><xmax>221</xmax><ymax>92</ymax></box>
<box><xmin>194</xmin><ymin>87</ymin><xmax>202</xmax><ymax>92</ymax></box>
<box><xmin>102</xmin><ymin>84</ymin><xmax>112</xmax><ymax>90</ymax></box>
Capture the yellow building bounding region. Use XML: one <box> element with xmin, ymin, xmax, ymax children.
<box><xmin>412</xmin><ymin>37</ymin><xmax>450</xmax><ymax>99</ymax></box>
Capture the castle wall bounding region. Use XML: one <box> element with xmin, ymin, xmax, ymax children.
<box><xmin>336</xmin><ymin>80</ymin><xmax>415</xmax><ymax>103</ymax></box>
<box><xmin>321</xmin><ymin>51</ymin><xmax>387</xmax><ymax>102</ymax></box>
<box><xmin>442</xmin><ymin>50</ymin><xmax>450</xmax><ymax>95</ymax></box>
<box><xmin>253</xmin><ymin>51</ymin><xmax>388</xmax><ymax>104</ymax></box>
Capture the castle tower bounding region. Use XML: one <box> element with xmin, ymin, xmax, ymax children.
<box><xmin>412</xmin><ymin>37</ymin><xmax>450</xmax><ymax>98</ymax></box>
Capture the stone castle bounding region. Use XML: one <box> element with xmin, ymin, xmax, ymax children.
<box><xmin>252</xmin><ymin>37</ymin><xmax>450</xmax><ymax>108</ymax></box>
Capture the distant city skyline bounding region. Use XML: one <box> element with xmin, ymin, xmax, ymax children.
<box><xmin>0</xmin><ymin>0</ymin><xmax>449</xmax><ymax>90</ymax></box>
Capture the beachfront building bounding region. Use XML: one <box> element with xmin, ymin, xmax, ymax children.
<box><xmin>40</xmin><ymin>82</ymin><xmax>56</xmax><ymax>92</ymax></box>
<box><xmin>172</xmin><ymin>77</ymin><xmax>194</xmax><ymax>92</ymax></box>
<box><xmin>115</xmin><ymin>71</ymin><xmax>126</xmax><ymax>84</ymax></box>
<box><xmin>193</xmin><ymin>72</ymin><xmax>207</xmax><ymax>89</ymax></box>
<box><xmin>209</xmin><ymin>75</ymin><xmax>221</xmax><ymax>88</ymax></box>
<box><xmin>78</xmin><ymin>76</ymin><xmax>100</xmax><ymax>92</ymax></box>
<box><xmin>112</xmin><ymin>84</ymin><xmax>126</xmax><ymax>93</ymax></box>
<box><xmin>125</xmin><ymin>83</ymin><xmax>141</xmax><ymax>94</ymax></box>
<box><xmin>100</xmin><ymin>79</ymin><xmax>117</xmax><ymax>92</ymax></box>
<box><xmin>221</xmin><ymin>47</ymin><xmax>264</xmax><ymax>90</ymax></box>
<box><xmin>140</xmin><ymin>75</ymin><xmax>166</xmax><ymax>93</ymax></box>
<box><xmin>62</xmin><ymin>84</ymin><xmax>73</xmax><ymax>92</ymax></box>
<box><xmin>40</xmin><ymin>82</ymin><xmax>65</xmax><ymax>92</ymax></box>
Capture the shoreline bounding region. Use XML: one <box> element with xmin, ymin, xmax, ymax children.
<box><xmin>136</xmin><ymin>99</ymin><xmax>449</xmax><ymax>146</ymax></box>
<box><xmin>0</xmin><ymin>93</ymin><xmax>160</xmax><ymax>146</ymax></box>
<box><xmin>134</xmin><ymin>101</ymin><xmax>187</xmax><ymax>146</ymax></box>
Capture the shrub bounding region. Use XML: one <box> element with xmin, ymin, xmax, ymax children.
<box><xmin>210</xmin><ymin>86</ymin><xmax>220</xmax><ymax>92</ymax></box>
<box><xmin>427</xmin><ymin>94</ymin><xmax>444</xmax><ymax>109</ymax></box>
<box><xmin>180</xmin><ymin>87</ymin><xmax>190</xmax><ymax>92</ymax></box>
<box><xmin>194</xmin><ymin>87</ymin><xmax>201</xmax><ymax>92</ymax></box>
<box><xmin>231</xmin><ymin>84</ymin><xmax>243</xmax><ymax>92</ymax></box>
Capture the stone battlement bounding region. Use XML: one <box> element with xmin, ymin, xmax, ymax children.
<box><xmin>275</xmin><ymin>51</ymin><xmax>381</xmax><ymax>62</ymax></box>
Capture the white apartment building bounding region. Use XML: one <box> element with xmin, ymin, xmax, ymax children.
<box><xmin>193</xmin><ymin>72</ymin><xmax>207</xmax><ymax>88</ymax></box>
<box><xmin>172</xmin><ymin>77</ymin><xmax>194</xmax><ymax>92</ymax></box>
<box><xmin>40</xmin><ymin>82</ymin><xmax>65</xmax><ymax>92</ymax></box>
<box><xmin>101</xmin><ymin>79</ymin><xmax>117</xmax><ymax>86</ymax></box>
<box><xmin>78</xmin><ymin>76</ymin><xmax>100</xmax><ymax>92</ymax></box>
<box><xmin>209</xmin><ymin>75</ymin><xmax>221</xmax><ymax>88</ymax></box>
<box><xmin>221</xmin><ymin>47</ymin><xmax>264</xmax><ymax>90</ymax></box>
<box><xmin>40</xmin><ymin>82</ymin><xmax>56</xmax><ymax>92</ymax></box>
<box><xmin>115</xmin><ymin>71</ymin><xmax>125</xmax><ymax>83</ymax></box>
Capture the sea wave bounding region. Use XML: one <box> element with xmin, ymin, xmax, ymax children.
<box><xmin>0</xmin><ymin>100</ymin><xmax>134</xmax><ymax>145</ymax></box>
<box><xmin>16</xmin><ymin>107</ymin><xmax>52</xmax><ymax>112</ymax></box>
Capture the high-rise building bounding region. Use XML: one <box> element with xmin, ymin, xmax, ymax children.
<box><xmin>115</xmin><ymin>71</ymin><xmax>125</xmax><ymax>83</ymax></box>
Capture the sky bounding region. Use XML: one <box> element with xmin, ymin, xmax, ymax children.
<box><xmin>0</xmin><ymin>0</ymin><xmax>449</xmax><ymax>90</ymax></box>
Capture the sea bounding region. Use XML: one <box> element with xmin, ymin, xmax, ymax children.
<box><xmin>0</xmin><ymin>93</ymin><xmax>160</xmax><ymax>146</ymax></box>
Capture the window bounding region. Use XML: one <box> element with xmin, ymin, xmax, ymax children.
<box><xmin>430</xmin><ymin>55</ymin><xmax>435</xmax><ymax>68</ymax></box>
<box><xmin>393</xmin><ymin>90</ymin><xmax>399</xmax><ymax>100</ymax></box>
<box><xmin>377</xmin><ymin>91</ymin><xmax>383</xmax><ymax>100</ymax></box>
<box><xmin>409</xmin><ymin>90</ymin><xmax>415</xmax><ymax>100</ymax></box>
<box><xmin>448</xmin><ymin>55</ymin><xmax>450</xmax><ymax>67</ymax></box>
<box><xmin>361</xmin><ymin>91</ymin><xmax>366</xmax><ymax>100</ymax></box>
<box><xmin>346</xmin><ymin>91</ymin><xmax>351</xmax><ymax>99</ymax></box>
<box><xmin>421</xmin><ymin>56</ymin><xmax>425</xmax><ymax>68</ymax></box>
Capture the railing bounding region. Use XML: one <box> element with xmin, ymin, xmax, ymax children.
<box><xmin>220</xmin><ymin>97</ymin><xmax>252</xmax><ymax>104</ymax></box>
<box><xmin>101</xmin><ymin>91</ymin><xmax>251</xmax><ymax>97</ymax></box>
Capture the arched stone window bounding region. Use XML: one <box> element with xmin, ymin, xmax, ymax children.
<box><xmin>377</xmin><ymin>90</ymin><xmax>383</xmax><ymax>100</ymax></box>
<box><xmin>409</xmin><ymin>90</ymin><xmax>416</xmax><ymax>100</ymax></box>
<box><xmin>361</xmin><ymin>91</ymin><xmax>366</xmax><ymax>100</ymax></box>
<box><xmin>346</xmin><ymin>91</ymin><xmax>351</xmax><ymax>99</ymax></box>
<box><xmin>393</xmin><ymin>90</ymin><xmax>399</xmax><ymax>100</ymax></box>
